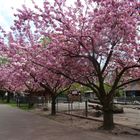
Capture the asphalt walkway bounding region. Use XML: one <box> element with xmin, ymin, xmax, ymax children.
<box><xmin>0</xmin><ymin>104</ymin><xmax>139</xmax><ymax>140</ymax></box>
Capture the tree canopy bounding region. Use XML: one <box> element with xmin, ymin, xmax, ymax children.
<box><xmin>0</xmin><ymin>0</ymin><xmax>140</xmax><ymax>129</ymax></box>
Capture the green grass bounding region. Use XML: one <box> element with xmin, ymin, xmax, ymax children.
<box><xmin>0</xmin><ymin>99</ymin><xmax>34</xmax><ymax>111</ymax></box>
<box><xmin>10</xmin><ymin>103</ymin><xmax>34</xmax><ymax>111</ymax></box>
<box><xmin>18</xmin><ymin>104</ymin><xmax>34</xmax><ymax>111</ymax></box>
<box><xmin>0</xmin><ymin>100</ymin><xmax>6</xmax><ymax>104</ymax></box>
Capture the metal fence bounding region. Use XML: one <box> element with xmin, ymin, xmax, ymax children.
<box><xmin>115</xmin><ymin>96</ymin><xmax>140</xmax><ymax>105</ymax></box>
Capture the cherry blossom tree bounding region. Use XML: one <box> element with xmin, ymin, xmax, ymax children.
<box><xmin>0</xmin><ymin>28</ymin><xmax>71</xmax><ymax>115</ymax></box>
<box><xmin>1</xmin><ymin>0</ymin><xmax>140</xmax><ymax>129</ymax></box>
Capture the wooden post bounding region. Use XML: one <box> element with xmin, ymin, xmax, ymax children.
<box><xmin>56</xmin><ymin>98</ymin><xmax>59</xmax><ymax>112</ymax></box>
<box><xmin>85</xmin><ymin>100</ymin><xmax>88</xmax><ymax>117</ymax></box>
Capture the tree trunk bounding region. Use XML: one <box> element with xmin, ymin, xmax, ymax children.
<box><xmin>28</xmin><ymin>94</ymin><xmax>34</xmax><ymax>108</ymax></box>
<box><xmin>2</xmin><ymin>94</ymin><xmax>5</xmax><ymax>101</ymax></box>
<box><xmin>102</xmin><ymin>103</ymin><xmax>114</xmax><ymax>130</ymax></box>
<box><xmin>103</xmin><ymin>110</ymin><xmax>114</xmax><ymax>130</ymax></box>
<box><xmin>51</xmin><ymin>96</ymin><xmax>56</xmax><ymax>116</ymax></box>
<box><xmin>6</xmin><ymin>92</ymin><xmax>11</xmax><ymax>103</ymax></box>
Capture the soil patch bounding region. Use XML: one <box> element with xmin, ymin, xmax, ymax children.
<box><xmin>30</xmin><ymin>108</ymin><xmax>140</xmax><ymax>136</ymax></box>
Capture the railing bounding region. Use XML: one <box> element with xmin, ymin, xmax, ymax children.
<box><xmin>115</xmin><ymin>96</ymin><xmax>140</xmax><ymax>105</ymax></box>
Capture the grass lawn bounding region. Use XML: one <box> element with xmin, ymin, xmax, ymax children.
<box><xmin>0</xmin><ymin>99</ymin><xmax>34</xmax><ymax>111</ymax></box>
<box><xmin>10</xmin><ymin>103</ymin><xmax>34</xmax><ymax>111</ymax></box>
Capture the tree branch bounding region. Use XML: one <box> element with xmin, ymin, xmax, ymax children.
<box><xmin>116</xmin><ymin>78</ymin><xmax>140</xmax><ymax>89</ymax></box>
<box><xmin>109</xmin><ymin>64</ymin><xmax>140</xmax><ymax>96</ymax></box>
<box><xmin>101</xmin><ymin>41</ymin><xmax>118</xmax><ymax>74</ymax></box>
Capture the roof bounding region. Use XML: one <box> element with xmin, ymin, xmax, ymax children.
<box><xmin>124</xmin><ymin>81</ymin><xmax>140</xmax><ymax>91</ymax></box>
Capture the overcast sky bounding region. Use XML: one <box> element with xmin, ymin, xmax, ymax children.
<box><xmin>0</xmin><ymin>0</ymin><xmax>43</xmax><ymax>31</ymax></box>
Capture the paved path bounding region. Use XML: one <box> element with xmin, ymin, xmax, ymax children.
<box><xmin>0</xmin><ymin>104</ymin><xmax>139</xmax><ymax>140</ymax></box>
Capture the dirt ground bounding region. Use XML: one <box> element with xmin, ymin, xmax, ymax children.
<box><xmin>30</xmin><ymin>108</ymin><xmax>140</xmax><ymax>137</ymax></box>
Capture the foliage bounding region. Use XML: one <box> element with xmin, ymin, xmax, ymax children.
<box><xmin>69</xmin><ymin>83</ymin><xmax>91</xmax><ymax>93</ymax></box>
<box><xmin>0</xmin><ymin>56</ymin><xmax>8</xmax><ymax>65</ymax></box>
<box><xmin>0</xmin><ymin>0</ymin><xmax>140</xmax><ymax>129</ymax></box>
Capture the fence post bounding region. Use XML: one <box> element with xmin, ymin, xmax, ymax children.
<box><xmin>85</xmin><ymin>100</ymin><xmax>88</xmax><ymax>117</ymax></box>
<box><xmin>56</xmin><ymin>98</ymin><xmax>59</xmax><ymax>112</ymax></box>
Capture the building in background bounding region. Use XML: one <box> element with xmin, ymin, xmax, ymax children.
<box><xmin>124</xmin><ymin>81</ymin><xmax>140</xmax><ymax>97</ymax></box>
